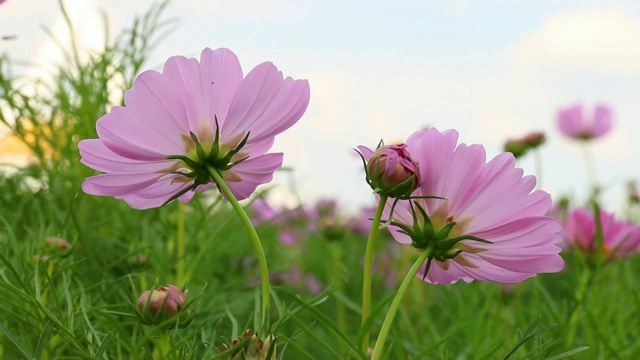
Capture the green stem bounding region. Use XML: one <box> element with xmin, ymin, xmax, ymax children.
<box><xmin>176</xmin><ymin>202</ymin><xmax>185</xmax><ymax>286</ymax></box>
<box><xmin>154</xmin><ymin>330</ymin><xmax>171</xmax><ymax>360</ymax></box>
<box><xmin>331</xmin><ymin>243</ymin><xmax>347</xmax><ymax>354</ymax></box>
<box><xmin>581</xmin><ymin>143</ymin><xmax>598</xmax><ymax>200</ymax></box>
<box><xmin>566</xmin><ymin>268</ymin><xmax>592</xmax><ymax>346</ymax></box>
<box><xmin>371</xmin><ymin>249</ymin><xmax>430</xmax><ymax>360</ymax></box>
<box><xmin>206</xmin><ymin>165</ymin><xmax>270</xmax><ymax>325</ymax></box>
<box><xmin>361</xmin><ymin>195</ymin><xmax>388</xmax><ymax>353</ymax></box>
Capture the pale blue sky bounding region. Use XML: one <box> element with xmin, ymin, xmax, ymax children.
<box><xmin>2</xmin><ymin>1</ymin><xmax>639</xmax><ymax>212</ymax></box>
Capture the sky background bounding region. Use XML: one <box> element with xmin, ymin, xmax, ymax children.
<box><xmin>2</xmin><ymin>0</ymin><xmax>639</xmax><ymax>213</ymax></box>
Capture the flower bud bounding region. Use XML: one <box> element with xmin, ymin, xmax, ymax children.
<box><xmin>137</xmin><ymin>284</ymin><xmax>186</xmax><ymax>320</ymax></box>
<box><xmin>503</xmin><ymin>132</ymin><xmax>546</xmax><ymax>158</ymax></box>
<box><xmin>45</xmin><ymin>236</ymin><xmax>71</xmax><ymax>250</ymax></box>
<box><xmin>365</xmin><ymin>144</ymin><xmax>419</xmax><ymax>199</ymax></box>
<box><xmin>227</xmin><ymin>329</ymin><xmax>276</xmax><ymax>360</ymax></box>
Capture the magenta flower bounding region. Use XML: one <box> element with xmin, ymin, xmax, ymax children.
<box><xmin>384</xmin><ymin>128</ymin><xmax>565</xmax><ymax>284</ymax></box>
<box><xmin>79</xmin><ymin>48</ymin><xmax>310</xmax><ymax>209</ymax></box>
<box><xmin>563</xmin><ymin>207</ymin><xmax>640</xmax><ymax>260</ymax></box>
<box><xmin>557</xmin><ymin>103</ymin><xmax>612</xmax><ymax>140</ymax></box>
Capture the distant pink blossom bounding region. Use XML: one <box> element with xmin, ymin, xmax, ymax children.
<box><xmin>384</xmin><ymin>128</ymin><xmax>565</xmax><ymax>284</ymax></box>
<box><xmin>563</xmin><ymin>208</ymin><xmax>640</xmax><ymax>260</ymax></box>
<box><xmin>557</xmin><ymin>103</ymin><xmax>612</xmax><ymax>140</ymax></box>
<box><xmin>80</xmin><ymin>48</ymin><xmax>310</xmax><ymax>209</ymax></box>
<box><xmin>270</xmin><ymin>265</ymin><xmax>322</xmax><ymax>294</ymax></box>
<box><xmin>250</xmin><ymin>198</ymin><xmax>310</xmax><ymax>245</ymax></box>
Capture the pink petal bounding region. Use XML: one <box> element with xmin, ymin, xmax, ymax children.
<box><xmin>79</xmin><ymin>139</ymin><xmax>176</xmax><ymax>173</ymax></box>
<box><xmin>222</xmin><ymin>62</ymin><xmax>310</xmax><ymax>148</ymax></box>
<box><xmin>224</xmin><ymin>153</ymin><xmax>283</xmax><ymax>200</ymax></box>
<box><xmin>162</xmin><ymin>48</ymin><xmax>244</xmax><ymax>133</ymax></box>
<box><xmin>592</xmin><ymin>104</ymin><xmax>612</xmax><ymax>137</ymax></box>
<box><xmin>557</xmin><ymin>104</ymin><xmax>584</xmax><ymax>138</ymax></box>
<box><xmin>82</xmin><ymin>172</ymin><xmax>163</xmax><ymax>197</ymax></box>
<box><xmin>356</xmin><ymin>146</ymin><xmax>374</xmax><ymax>160</ymax></box>
<box><xmin>96</xmin><ymin>107</ymin><xmax>177</xmax><ymax>161</ymax></box>
<box><xmin>123</xmin><ymin>178</ymin><xmax>196</xmax><ymax>209</ymax></box>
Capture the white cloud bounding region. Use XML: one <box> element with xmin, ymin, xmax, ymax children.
<box><xmin>510</xmin><ymin>8</ymin><xmax>640</xmax><ymax>76</ymax></box>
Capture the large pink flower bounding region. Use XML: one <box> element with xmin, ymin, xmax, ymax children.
<box><xmin>80</xmin><ymin>48</ymin><xmax>310</xmax><ymax>209</ymax></box>
<box><xmin>563</xmin><ymin>207</ymin><xmax>640</xmax><ymax>260</ymax></box>
<box><xmin>382</xmin><ymin>128</ymin><xmax>565</xmax><ymax>284</ymax></box>
<box><xmin>556</xmin><ymin>103</ymin><xmax>612</xmax><ymax>140</ymax></box>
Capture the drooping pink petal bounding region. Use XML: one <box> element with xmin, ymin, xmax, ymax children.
<box><xmin>79</xmin><ymin>139</ymin><xmax>175</xmax><ymax>173</ymax></box>
<box><xmin>82</xmin><ymin>172</ymin><xmax>165</xmax><ymax>197</ymax></box>
<box><xmin>122</xmin><ymin>178</ymin><xmax>196</xmax><ymax>210</ymax></box>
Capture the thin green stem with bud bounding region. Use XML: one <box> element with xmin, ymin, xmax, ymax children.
<box><xmin>361</xmin><ymin>194</ymin><xmax>388</xmax><ymax>354</ymax></box>
<box><xmin>371</xmin><ymin>248</ymin><xmax>430</xmax><ymax>360</ymax></box>
<box><xmin>206</xmin><ymin>165</ymin><xmax>270</xmax><ymax>325</ymax></box>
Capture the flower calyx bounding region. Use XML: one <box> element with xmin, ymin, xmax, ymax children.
<box><xmin>389</xmin><ymin>201</ymin><xmax>492</xmax><ymax>264</ymax></box>
<box><xmin>163</xmin><ymin>118</ymin><xmax>250</xmax><ymax>205</ymax></box>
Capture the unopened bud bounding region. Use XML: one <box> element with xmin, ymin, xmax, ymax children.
<box><xmin>503</xmin><ymin>132</ymin><xmax>546</xmax><ymax>158</ymax></box>
<box><xmin>45</xmin><ymin>236</ymin><xmax>71</xmax><ymax>250</ymax></box>
<box><xmin>227</xmin><ymin>329</ymin><xmax>276</xmax><ymax>360</ymax></box>
<box><xmin>364</xmin><ymin>144</ymin><xmax>419</xmax><ymax>199</ymax></box>
<box><xmin>137</xmin><ymin>284</ymin><xmax>186</xmax><ymax>321</ymax></box>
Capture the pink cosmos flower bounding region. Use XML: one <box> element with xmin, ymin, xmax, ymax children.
<box><xmin>80</xmin><ymin>48</ymin><xmax>310</xmax><ymax>209</ymax></box>
<box><xmin>557</xmin><ymin>103</ymin><xmax>612</xmax><ymax>140</ymax></box>
<box><xmin>376</xmin><ymin>127</ymin><xmax>565</xmax><ymax>284</ymax></box>
<box><xmin>563</xmin><ymin>207</ymin><xmax>640</xmax><ymax>260</ymax></box>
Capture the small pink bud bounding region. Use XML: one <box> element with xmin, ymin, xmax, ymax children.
<box><xmin>45</xmin><ymin>236</ymin><xmax>71</xmax><ymax>250</ymax></box>
<box><xmin>365</xmin><ymin>144</ymin><xmax>419</xmax><ymax>199</ymax></box>
<box><xmin>503</xmin><ymin>131</ymin><xmax>546</xmax><ymax>158</ymax></box>
<box><xmin>227</xmin><ymin>329</ymin><xmax>276</xmax><ymax>360</ymax></box>
<box><xmin>137</xmin><ymin>284</ymin><xmax>186</xmax><ymax>318</ymax></box>
<box><xmin>32</xmin><ymin>254</ymin><xmax>50</xmax><ymax>263</ymax></box>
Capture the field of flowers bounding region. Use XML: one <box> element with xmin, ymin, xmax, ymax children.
<box><xmin>1</xmin><ymin>2</ymin><xmax>639</xmax><ymax>360</ymax></box>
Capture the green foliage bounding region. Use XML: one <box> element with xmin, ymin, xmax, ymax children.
<box><xmin>0</xmin><ymin>1</ymin><xmax>639</xmax><ymax>359</ymax></box>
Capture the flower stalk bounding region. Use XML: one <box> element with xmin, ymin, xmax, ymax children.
<box><xmin>176</xmin><ymin>201</ymin><xmax>186</xmax><ymax>286</ymax></box>
<box><xmin>207</xmin><ymin>165</ymin><xmax>270</xmax><ymax>324</ymax></box>
<box><xmin>370</xmin><ymin>248</ymin><xmax>431</xmax><ymax>360</ymax></box>
<box><xmin>361</xmin><ymin>194</ymin><xmax>388</xmax><ymax>353</ymax></box>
